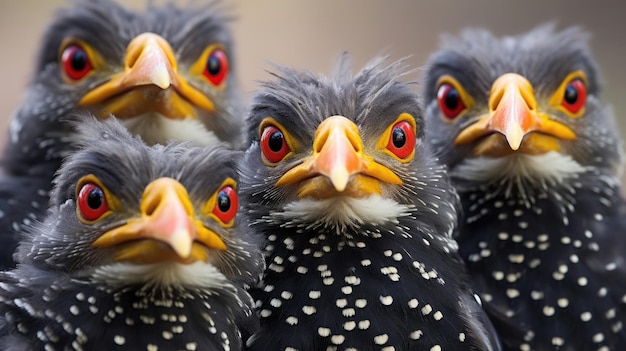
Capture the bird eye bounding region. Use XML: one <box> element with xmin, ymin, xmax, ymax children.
<box><xmin>261</xmin><ymin>125</ymin><xmax>291</xmax><ymax>163</ymax></box>
<box><xmin>203</xmin><ymin>48</ymin><xmax>229</xmax><ymax>85</ymax></box>
<box><xmin>61</xmin><ymin>44</ymin><xmax>93</xmax><ymax>81</ymax></box>
<box><xmin>561</xmin><ymin>78</ymin><xmax>586</xmax><ymax>114</ymax></box>
<box><xmin>77</xmin><ymin>183</ymin><xmax>109</xmax><ymax>221</ymax></box>
<box><xmin>212</xmin><ymin>185</ymin><xmax>238</xmax><ymax>224</ymax></box>
<box><xmin>386</xmin><ymin>120</ymin><xmax>415</xmax><ymax>159</ymax></box>
<box><xmin>437</xmin><ymin>83</ymin><xmax>466</xmax><ymax>119</ymax></box>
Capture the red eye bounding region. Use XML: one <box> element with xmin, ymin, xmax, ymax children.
<box><xmin>61</xmin><ymin>44</ymin><xmax>92</xmax><ymax>80</ymax></box>
<box><xmin>203</xmin><ymin>48</ymin><xmax>228</xmax><ymax>85</ymax></box>
<box><xmin>77</xmin><ymin>183</ymin><xmax>109</xmax><ymax>221</ymax></box>
<box><xmin>261</xmin><ymin>125</ymin><xmax>290</xmax><ymax>163</ymax></box>
<box><xmin>212</xmin><ymin>186</ymin><xmax>238</xmax><ymax>223</ymax></box>
<box><xmin>437</xmin><ymin>83</ymin><xmax>465</xmax><ymax>119</ymax></box>
<box><xmin>386</xmin><ymin>121</ymin><xmax>415</xmax><ymax>159</ymax></box>
<box><xmin>561</xmin><ymin>79</ymin><xmax>586</xmax><ymax>114</ymax></box>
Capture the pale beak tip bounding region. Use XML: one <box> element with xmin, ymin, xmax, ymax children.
<box><xmin>505</xmin><ymin>124</ymin><xmax>524</xmax><ymax>151</ymax></box>
<box><xmin>151</xmin><ymin>65</ymin><xmax>172</xmax><ymax>90</ymax></box>
<box><xmin>170</xmin><ymin>229</ymin><xmax>193</xmax><ymax>258</ymax></box>
<box><xmin>329</xmin><ymin>168</ymin><xmax>350</xmax><ymax>192</ymax></box>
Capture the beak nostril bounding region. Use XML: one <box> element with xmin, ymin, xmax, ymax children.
<box><xmin>143</xmin><ymin>194</ymin><xmax>161</xmax><ymax>217</ymax></box>
<box><xmin>314</xmin><ymin>132</ymin><xmax>328</xmax><ymax>154</ymax></box>
<box><xmin>313</xmin><ymin>117</ymin><xmax>362</xmax><ymax>155</ymax></box>
<box><xmin>125</xmin><ymin>35</ymin><xmax>152</xmax><ymax>70</ymax></box>
<box><xmin>489</xmin><ymin>73</ymin><xmax>538</xmax><ymax>114</ymax></box>
<box><xmin>346</xmin><ymin>128</ymin><xmax>362</xmax><ymax>153</ymax></box>
<box><xmin>126</xmin><ymin>48</ymin><xmax>141</xmax><ymax>69</ymax></box>
<box><xmin>124</xmin><ymin>33</ymin><xmax>177</xmax><ymax>71</ymax></box>
<box><xmin>141</xmin><ymin>178</ymin><xmax>194</xmax><ymax>219</ymax></box>
<box><xmin>519</xmin><ymin>86</ymin><xmax>537</xmax><ymax>111</ymax></box>
<box><xmin>489</xmin><ymin>89</ymin><xmax>505</xmax><ymax>112</ymax></box>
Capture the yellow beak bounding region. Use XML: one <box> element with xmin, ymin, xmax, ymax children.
<box><xmin>276</xmin><ymin>116</ymin><xmax>402</xmax><ymax>199</ymax></box>
<box><xmin>79</xmin><ymin>33</ymin><xmax>214</xmax><ymax>120</ymax></box>
<box><xmin>92</xmin><ymin>177</ymin><xmax>226</xmax><ymax>264</ymax></box>
<box><xmin>454</xmin><ymin>73</ymin><xmax>576</xmax><ymax>156</ymax></box>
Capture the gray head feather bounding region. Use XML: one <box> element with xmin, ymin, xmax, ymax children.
<box><xmin>423</xmin><ymin>24</ymin><xmax>622</xmax><ymax>177</ymax></box>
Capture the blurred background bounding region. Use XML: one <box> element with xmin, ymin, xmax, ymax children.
<box><xmin>1</xmin><ymin>0</ymin><xmax>625</xmax><ymax>145</ymax></box>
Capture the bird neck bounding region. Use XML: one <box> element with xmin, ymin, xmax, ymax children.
<box><xmin>450</xmin><ymin>152</ymin><xmax>600</xmax><ymax>205</ymax></box>
<box><xmin>85</xmin><ymin>261</ymin><xmax>236</xmax><ymax>292</ymax></box>
<box><xmin>261</xmin><ymin>195</ymin><xmax>414</xmax><ymax>234</ymax></box>
<box><xmin>118</xmin><ymin>114</ymin><xmax>225</xmax><ymax>147</ymax></box>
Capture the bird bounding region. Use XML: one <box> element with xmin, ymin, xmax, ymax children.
<box><xmin>0</xmin><ymin>116</ymin><xmax>264</xmax><ymax>350</ymax></box>
<box><xmin>422</xmin><ymin>24</ymin><xmax>626</xmax><ymax>350</ymax></box>
<box><xmin>0</xmin><ymin>0</ymin><xmax>243</xmax><ymax>268</ymax></box>
<box><xmin>239</xmin><ymin>55</ymin><xmax>501</xmax><ymax>351</ymax></box>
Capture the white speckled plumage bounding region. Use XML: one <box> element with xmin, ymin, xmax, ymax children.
<box><xmin>424</xmin><ymin>24</ymin><xmax>626</xmax><ymax>350</ymax></box>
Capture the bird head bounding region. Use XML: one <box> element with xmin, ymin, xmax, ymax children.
<box><xmin>423</xmin><ymin>24</ymin><xmax>623</xmax><ymax>191</ymax></box>
<box><xmin>17</xmin><ymin>116</ymin><xmax>262</xmax><ymax>288</ymax></box>
<box><xmin>15</xmin><ymin>0</ymin><xmax>242</xmax><ymax>148</ymax></box>
<box><xmin>240</xmin><ymin>55</ymin><xmax>458</xmax><ymax>236</ymax></box>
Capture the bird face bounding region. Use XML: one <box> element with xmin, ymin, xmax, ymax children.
<box><xmin>449</xmin><ymin>72</ymin><xmax>579</xmax><ymax>155</ymax></box>
<box><xmin>87</xmin><ymin>175</ymin><xmax>232</xmax><ymax>265</ymax></box>
<box><xmin>424</xmin><ymin>25</ymin><xmax>622</xmax><ymax>187</ymax></box>
<box><xmin>265</xmin><ymin>114</ymin><xmax>406</xmax><ymax>199</ymax></box>
<box><xmin>241</xmin><ymin>57</ymin><xmax>456</xmax><ymax>233</ymax></box>
<box><xmin>20</xmin><ymin>117</ymin><xmax>261</xmax><ymax>287</ymax></box>
<box><xmin>30</xmin><ymin>0</ymin><xmax>241</xmax><ymax>147</ymax></box>
<box><xmin>72</xmin><ymin>33</ymin><xmax>220</xmax><ymax>121</ymax></box>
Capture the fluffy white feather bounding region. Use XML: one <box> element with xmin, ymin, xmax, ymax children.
<box><xmin>453</xmin><ymin>152</ymin><xmax>587</xmax><ymax>198</ymax></box>
<box><xmin>120</xmin><ymin>114</ymin><xmax>219</xmax><ymax>146</ymax></box>
<box><xmin>88</xmin><ymin>261</ymin><xmax>231</xmax><ymax>290</ymax></box>
<box><xmin>266</xmin><ymin>195</ymin><xmax>412</xmax><ymax>231</ymax></box>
